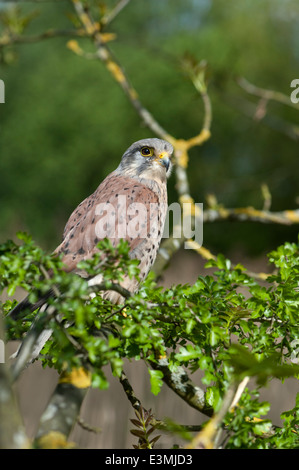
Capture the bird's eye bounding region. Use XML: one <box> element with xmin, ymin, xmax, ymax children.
<box><xmin>140</xmin><ymin>146</ymin><xmax>154</xmax><ymax>157</ymax></box>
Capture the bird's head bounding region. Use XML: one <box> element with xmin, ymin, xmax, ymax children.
<box><xmin>116</xmin><ymin>138</ymin><xmax>173</xmax><ymax>182</ymax></box>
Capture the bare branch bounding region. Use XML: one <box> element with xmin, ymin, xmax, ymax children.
<box><xmin>0</xmin><ymin>29</ymin><xmax>86</xmax><ymax>47</ymax></box>
<box><xmin>153</xmin><ymin>203</ymin><xmax>299</xmax><ymax>279</ymax></box>
<box><xmin>119</xmin><ymin>369</ymin><xmax>142</xmax><ymax>411</ymax></box>
<box><xmin>87</xmin><ymin>279</ymin><xmax>132</xmax><ymax>299</ymax></box>
<box><xmin>35</xmin><ymin>367</ymin><xmax>91</xmax><ymax>448</ymax></box>
<box><xmin>226</xmin><ymin>94</ymin><xmax>299</xmax><ymax>141</ymax></box>
<box><xmin>100</xmin><ymin>0</ymin><xmax>132</xmax><ymax>28</ymax></box>
<box><xmin>83</xmin><ymin>43</ymin><xmax>171</xmax><ymax>141</ymax></box>
<box><xmin>10</xmin><ymin>306</ymin><xmax>55</xmax><ymax>381</ymax></box>
<box><xmin>0</xmin><ymin>311</ymin><xmax>30</xmax><ymax>448</ymax></box>
<box><xmin>70</xmin><ymin>0</ymin><xmax>211</xmax><ymax>189</ymax></box>
<box><xmin>148</xmin><ymin>356</ymin><xmax>213</xmax><ymax>418</ymax></box>
<box><xmin>237</xmin><ymin>76</ymin><xmax>299</xmax><ymax>110</ymax></box>
<box><xmin>186</xmin><ymin>380</ymin><xmax>240</xmax><ymax>449</ymax></box>
<box><xmin>203</xmin><ymin>206</ymin><xmax>299</xmax><ymax>225</ymax></box>
<box><xmin>1</xmin><ymin>0</ymin><xmax>65</xmax><ymax>3</ymax></box>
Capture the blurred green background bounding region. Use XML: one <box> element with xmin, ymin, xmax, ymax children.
<box><xmin>1</xmin><ymin>0</ymin><xmax>299</xmax><ymax>255</ymax></box>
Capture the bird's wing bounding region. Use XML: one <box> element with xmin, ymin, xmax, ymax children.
<box><xmin>55</xmin><ymin>172</ymin><xmax>160</xmax><ymax>273</ymax></box>
<box><xmin>8</xmin><ymin>173</ymin><xmax>161</xmax><ymax>318</ymax></box>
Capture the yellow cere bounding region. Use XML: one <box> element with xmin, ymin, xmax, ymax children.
<box><xmin>158</xmin><ymin>151</ymin><xmax>169</xmax><ymax>160</ymax></box>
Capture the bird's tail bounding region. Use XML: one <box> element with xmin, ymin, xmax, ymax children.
<box><xmin>7</xmin><ymin>289</ymin><xmax>55</xmax><ymax>321</ymax></box>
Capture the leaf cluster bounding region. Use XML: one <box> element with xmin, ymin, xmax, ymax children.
<box><xmin>1</xmin><ymin>233</ymin><xmax>299</xmax><ymax>448</ymax></box>
<box><xmin>130</xmin><ymin>406</ymin><xmax>161</xmax><ymax>449</ymax></box>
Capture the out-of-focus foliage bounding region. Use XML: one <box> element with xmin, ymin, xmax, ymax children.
<box><xmin>1</xmin><ymin>233</ymin><xmax>299</xmax><ymax>448</ymax></box>
<box><xmin>0</xmin><ymin>0</ymin><xmax>298</xmax><ymax>253</ymax></box>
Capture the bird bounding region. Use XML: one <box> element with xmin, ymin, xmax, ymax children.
<box><xmin>9</xmin><ymin>138</ymin><xmax>173</xmax><ymax>319</ymax></box>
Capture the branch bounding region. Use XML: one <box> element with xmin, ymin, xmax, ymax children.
<box><xmin>226</xmin><ymin>94</ymin><xmax>299</xmax><ymax>141</ymax></box>
<box><xmin>8</xmin><ymin>283</ymin><xmax>130</xmax><ymax>380</ymax></box>
<box><xmin>152</xmin><ymin>203</ymin><xmax>299</xmax><ymax>280</ymax></box>
<box><xmin>70</xmin><ymin>0</ymin><xmax>168</xmax><ymax>136</ymax></box>
<box><xmin>70</xmin><ymin>0</ymin><xmax>212</xmax><ymax>189</ymax></box>
<box><xmin>237</xmin><ymin>76</ymin><xmax>299</xmax><ymax>111</ymax></box>
<box><xmin>100</xmin><ymin>0</ymin><xmax>132</xmax><ymax>28</ymax></box>
<box><xmin>0</xmin><ymin>29</ymin><xmax>86</xmax><ymax>47</ymax></box>
<box><xmin>185</xmin><ymin>238</ymin><xmax>271</xmax><ymax>281</ymax></box>
<box><xmin>10</xmin><ymin>305</ymin><xmax>55</xmax><ymax>381</ymax></box>
<box><xmin>2</xmin><ymin>0</ymin><xmax>212</xmax><ymax>280</ymax></box>
<box><xmin>0</xmin><ymin>311</ymin><xmax>30</xmax><ymax>448</ymax></box>
<box><xmin>1</xmin><ymin>0</ymin><xmax>65</xmax><ymax>3</ymax></box>
<box><xmin>2</xmin><ymin>0</ymin><xmax>65</xmax><ymax>2</ymax></box>
<box><xmin>35</xmin><ymin>367</ymin><xmax>91</xmax><ymax>448</ymax></box>
<box><xmin>186</xmin><ymin>380</ymin><xmax>240</xmax><ymax>449</ymax></box>
<box><xmin>148</xmin><ymin>356</ymin><xmax>213</xmax><ymax>418</ymax></box>
<box><xmin>87</xmin><ymin>279</ymin><xmax>132</xmax><ymax>299</ymax></box>
<box><xmin>203</xmin><ymin>206</ymin><xmax>299</xmax><ymax>225</ymax></box>
<box><xmin>119</xmin><ymin>368</ymin><xmax>204</xmax><ymax>441</ymax></box>
<box><xmin>119</xmin><ymin>369</ymin><xmax>142</xmax><ymax>411</ymax></box>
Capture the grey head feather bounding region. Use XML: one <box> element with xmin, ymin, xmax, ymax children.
<box><xmin>115</xmin><ymin>138</ymin><xmax>173</xmax><ymax>180</ymax></box>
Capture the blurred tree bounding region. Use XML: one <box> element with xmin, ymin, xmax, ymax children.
<box><xmin>1</xmin><ymin>0</ymin><xmax>299</xmax><ymax>451</ymax></box>
<box><xmin>0</xmin><ymin>0</ymin><xmax>298</xmax><ymax>253</ymax></box>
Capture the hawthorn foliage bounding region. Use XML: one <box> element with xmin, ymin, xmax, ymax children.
<box><xmin>1</xmin><ymin>232</ymin><xmax>299</xmax><ymax>448</ymax></box>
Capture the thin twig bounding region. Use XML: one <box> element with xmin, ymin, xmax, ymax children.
<box><xmin>101</xmin><ymin>0</ymin><xmax>132</xmax><ymax>27</ymax></box>
<box><xmin>77</xmin><ymin>417</ymin><xmax>101</xmax><ymax>434</ymax></box>
<box><xmin>0</xmin><ymin>310</ymin><xmax>30</xmax><ymax>449</ymax></box>
<box><xmin>225</xmin><ymin>94</ymin><xmax>299</xmax><ymax>141</ymax></box>
<box><xmin>87</xmin><ymin>279</ymin><xmax>132</xmax><ymax>299</ymax></box>
<box><xmin>119</xmin><ymin>369</ymin><xmax>204</xmax><ymax>437</ymax></box>
<box><xmin>0</xmin><ymin>29</ymin><xmax>86</xmax><ymax>47</ymax></box>
<box><xmin>186</xmin><ymin>380</ymin><xmax>239</xmax><ymax>449</ymax></box>
<box><xmin>203</xmin><ymin>207</ymin><xmax>299</xmax><ymax>225</ymax></box>
<box><xmin>119</xmin><ymin>370</ymin><xmax>142</xmax><ymax>411</ymax></box>
<box><xmin>9</xmin><ymin>305</ymin><xmax>55</xmax><ymax>381</ymax></box>
<box><xmin>2</xmin><ymin>0</ymin><xmax>65</xmax><ymax>3</ymax></box>
<box><xmin>237</xmin><ymin>76</ymin><xmax>299</xmax><ymax>110</ymax></box>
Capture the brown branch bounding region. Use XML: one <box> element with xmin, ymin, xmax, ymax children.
<box><xmin>119</xmin><ymin>369</ymin><xmax>204</xmax><ymax>437</ymax></box>
<box><xmin>119</xmin><ymin>370</ymin><xmax>142</xmax><ymax>411</ymax></box>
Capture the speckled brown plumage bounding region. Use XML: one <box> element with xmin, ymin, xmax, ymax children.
<box><xmin>54</xmin><ymin>138</ymin><xmax>173</xmax><ymax>303</ymax></box>
<box><xmin>9</xmin><ymin>139</ymin><xmax>173</xmax><ymax>318</ymax></box>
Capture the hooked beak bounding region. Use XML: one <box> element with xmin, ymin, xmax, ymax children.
<box><xmin>157</xmin><ymin>151</ymin><xmax>171</xmax><ymax>172</ymax></box>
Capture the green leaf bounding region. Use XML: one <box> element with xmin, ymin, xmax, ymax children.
<box><xmin>229</xmin><ymin>344</ymin><xmax>299</xmax><ymax>384</ymax></box>
<box><xmin>148</xmin><ymin>369</ymin><xmax>164</xmax><ymax>395</ymax></box>
<box><xmin>206</xmin><ymin>386</ymin><xmax>221</xmax><ymax>411</ymax></box>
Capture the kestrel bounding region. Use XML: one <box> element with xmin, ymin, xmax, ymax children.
<box><xmin>10</xmin><ymin>138</ymin><xmax>173</xmax><ymax>317</ymax></box>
